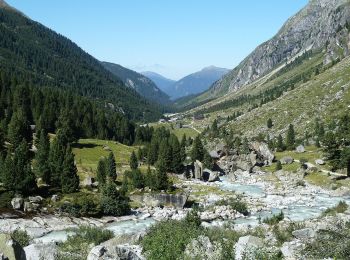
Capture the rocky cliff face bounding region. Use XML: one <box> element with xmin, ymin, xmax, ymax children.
<box><xmin>209</xmin><ymin>0</ymin><xmax>350</xmax><ymax>97</ymax></box>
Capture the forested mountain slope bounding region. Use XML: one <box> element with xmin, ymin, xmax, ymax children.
<box><xmin>102</xmin><ymin>62</ymin><xmax>171</xmax><ymax>105</ymax></box>
<box><xmin>0</xmin><ymin>5</ymin><xmax>162</xmax><ymax>121</ymax></box>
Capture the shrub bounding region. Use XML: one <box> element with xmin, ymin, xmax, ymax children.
<box><xmin>323</xmin><ymin>201</ymin><xmax>348</xmax><ymax>216</ymax></box>
<box><xmin>11</xmin><ymin>229</ymin><xmax>30</xmax><ymax>247</ymax></box>
<box><xmin>272</xmin><ymin>222</ymin><xmax>305</xmax><ymax>246</ymax></box>
<box><xmin>275</xmin><ymin>161</ymin><xmax>282</xmax><ymax>171</ymax></box>
<box><xmin>58</xmin><ymin>226</ymin><xmax>114</xmax><ymax>259</ymax></box>
<box><xmin>215</xmin><ymin>196</ymin><xmax>249</xmax><ymax>216</ymax></box>
<box><xmin>263</xmin><ymin>211</ymin><xmax>284</xmax><ymax>225</ymax></box>
<box><xmin>141</xmin><ymin>214</ymin><xmax>203</xmax><ymax>260</ymax></box>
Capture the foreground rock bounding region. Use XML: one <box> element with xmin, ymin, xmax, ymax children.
<box><xmin>24</xmin><ymin>243</ymin><xmax>58</xmax><ymax>260</ymax></box>
<box><xmin>184</xmin><ymin>236</ymin><xmax>222</xmax><ymax>260</ymax></box>
<box><xmin>234</xmin><ymin>235</ymin><xmax>263</xmax><ymax>260</ymax></box>
<box><xmin>0</xmin><ymin>233</ymin><xmax>26</xmax><ymax>260</ymax></box>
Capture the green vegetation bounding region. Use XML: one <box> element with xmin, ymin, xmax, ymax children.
<box><xmin>215</xmin><ymin>197</ymin><xmax>249</xmax><ymax>216</ymax></box>
<box><xmin>57</xmin><ymin>226</ymin><xmax>114</xmax><ymax>260</ymax></box>
<box><xmin>272</xmin><ymin>223</ymin><xmax>305</xmax><ymax>246</ymax></box>
<box><xmin>263</xmin><ymin>211</ymin><xmax>284</xmax><ymax>225</ymax></box>
<box><xmin>303</xmin><ymin>221</ymin><xmax>350</xmax><ymax>259</ymax></box>
<box><xmin>11</xmin><ymin>229</ymin><xmax>30</xmax><ymax>247</ymax></box>
<box><xmin>322</xmin><ymin>201</ymin><xmax>348</xmax><ymax>216</ymax></box>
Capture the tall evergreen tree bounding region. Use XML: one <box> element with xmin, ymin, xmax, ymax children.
<box><xmin>34</xmin><ymin>129</ymin><xmax>51</xmax><ymax>183</ymax></box>
<box><xmin>170</xmin><ymin>137</ymin><xmax>183</xmax><ymax>174</ymax></box>
<box><xmin>61</xmin><ymin>146</ymin><xmax>79</xmax><ymax>194</ymax></box>
<box><xmin>101</xmin><ymin>182</ymin><xmax>130</xmax><ymax>216</ymax></box>
<box><xmin>96</xmin><ymin>157</ymin><xmax>107</xmax><ymax>187</ymax></box>
<box><xmin>129</xmin><ymin>151</ymin><xmax>138</xmax><ymax>170</ymax></box>
<box><xmin>7</xmin><ymin>109</ymin><xmax>32</xmax><ymax>148</ymax></box>
<box><xmin>155</xmin><ymin>157</ymin><xmax>169</xmax><ymax>191</ymax></box>
<box><xmin>106</xmin><ymin>152</ymin><xmax>117</xmax><ymax>181</ymax></box>
<box><xmin>286</xmin><ymin>124</ymin><xmax>296</xmax><ymax>150</ymax></box>
<box><xmin>276</xmin><ymin>134</ymin><xmax>285</xmax><ymax>152</ymax></box>
<box><xmin>267</xmin><ymin>118</ymin><xmax>273</xmax><ymax>129</ymax></box>
<box><xmin>158</xmin><ymin>139</ymin><xmax>172</xmax><ymax>172</ymax></box>
<box><xmin>191</xmin><ymin>136</ymin><xmax>204</xmax><ymax>162</ymax></box>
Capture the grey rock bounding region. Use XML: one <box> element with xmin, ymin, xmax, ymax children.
<box><xmin>83</xmin><ymin>176</ymin><xmax>94</xmax><ymax>187</ymax></box>
<box><xmin>296</xmin><ymin>145</ymin><xmax>305</xmax><ymax>153</ymax></box>
<box><xmin>184</xmin><ymin>236</ymin><xmax>222</xmax><ymax>260</ymax></box>
<box><xmin>194</xmin><ymin>160</ymin><xmax>203</xmax><ymax>179</ymax></box>
<box><xmin>24</xmin><ymin>243</ymin><xmax>58</xmax><ymax>260</ymax></box>
<box><xmin>51</xmin><ymin>194</ymin><xmax>60</xmax><ymax>203</ymax></box>
<box><xmin>130</xmin><ymin>193</ymin><xmax>188</xmax><ymax>209</ymax></box>
<box><xmin>203</xmin><ymin>169</ymin><xmax>220</xmax><ymax>182</ymax></box>
<box><xmin>11</xmin><ymin>198</ymin><xmax>23</xmax><ymax>210</ymax></box>
<box><xmin>87</xmin><ymin>245</ymin><xmax>106</xmax><ymax>260</ymax></box>
<box><xmin>281</xmin><ymin>241</ymin><xmax>303</xmax><ymax>260</ymax></box>
<box><xmin>235</xmin><ymin>235</ymin><xmax>263</xmax><ymax>260</ymax></box>
<box><xmin>250</xmin><ymin>142</ymin><xmax>275</xmax><ymax>165</ymax></box>
<box><xmin>24</xmin><ymin>202</ymin><xmax>40</xmax><ymax>213</ymax></box>
<box><xmin>28</xmin><ymin>196</ymin><xmax>43</xmax><ymax>204</ymax></box>
<box><xmin>292</xmin><ymin>228</ymin><xmax>316</xmax><ymax>240</ymax></box>
<box><xmin>280</xmin><ymin>156</ymin><xmax>294</xmax><ymax>165</ymax></box>
<box><xmin>315</xmin><ymin>159</ymin><xmax>325</xmax><ymax>165</ymax></box>
<box><xmin>0</xmin><ymin>233</ymin><xmax>26</xmax><ymax>260</ymax></box>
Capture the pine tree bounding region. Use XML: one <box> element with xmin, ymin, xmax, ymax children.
<box><xmin>286</xmin><ymin>124</ymin><xmax>296</xmax><ymax>150</ymax></box>
<box><xmin>241</xmin><ymin>137</ymin><xmax>250</xmax><ymax>154</ymax></box>
<box><xmin>203</xmin><ymin>152</ymin><xmax>213</xmax><ymax>170</ymax></box>
<box><xmin>106</xmin><ymin>152</ymin><xmax>117</xmax><ymax>181</ymax></box>
<box><xmin>277</xmin><ymin>134</ymin><xmax>285</xmax><ymax>152</ymax></box>
<box><xmin>7</xmin><ymin>109</ymin><xmax>32</xmax><ymax>148</ymax></box>
<box><xmin>131</xmin><ymin>169</ymin><xmax>144</xmax><ymax>189</ymax></box>
<box><xmin>48</xmin><ymin>132</ymin><xmax>67</xmax><ymax>188</ymax></box>
<box><xmin>101</xmin><ymin>182</ymin><xmax>130</xmax><ymax>216</ymax></box>
<box><xmin>97</xmin><ymin>157</ymin><xmax>107</xmax><ymax>187</ymax></box>
<box><xmin>267</xmin><ymin>118</ymin><xmax>273</xmax><ymax>129</ymax></box>
<box><xmin>155</xmin><ymin>157</ymin><xmax>169</xmax><ymax>191</ymax></box>
<box><xmin>129</xmin><ymin>151</ymin><xmax>138</xmax><ymax>170</ymax></box>
<box><xmin>275</xmin><ymin>161</ymin><xmax>282</xmax><ymax>171</ymax></box>
<box><xmin>7</xmin><ymin>139</ymin><xmax>37</xmax><ymax>195</ymax></box>
<box><xmin>158</xmin><ymin>139</ymin><xmax>172</xmax><ymax>172</ymax></box>
<box><xmin>34</xmin><ymin>129</ymin><xmax>51</xmax><ymax>183</ymax></box>
<box><xmin>171</xmin><ymin>137</ymin><xmax>183</xmax><ymax>174</ymax></box>
<box><xmin>147</xmin><ymin>138</ymin><xmax>159</xmax><ymax>165</ymax></box>
<box><xmin>61</xmin><ymin>146</ymin><xmax>79</xmax><ymax>194</ymax></box>
<box><xmin>191</xmin><ymin>136</ymin><xmax>204</xmax><ymax>162</ymax></box>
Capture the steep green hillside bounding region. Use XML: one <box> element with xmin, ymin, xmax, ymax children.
<box><xmin>0</xmin><ymin>7</ymin><xmax>161</xmax><ymax>121</ymax></box>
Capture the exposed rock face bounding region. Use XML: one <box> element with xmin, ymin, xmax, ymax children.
<box><xmin>296</xmin><ymin>145</ymin><xmax>305</xmax><ymax>153</ymax></box>
<box><xmin>208</xmin><ymin>0</ymin><xmax>350</xmax><ymax>97</ymax></box>
<box><xmin>24</xmin><ymin>243</ymin><xmax>57</xmax><ymax>260</ymax></box>
<box><xmin>194</xmin><ymin>160</ymin><xmax>203</xmax><ymax>179</ymax></box>
<box><xmin>0</xmin><ymin>233</ymin><xmax>26</xmax><ymax>260</ymax></box>
<box><xmin>203</xmin><ymin>169</ymin><xmax>220</xmax><ymax>182</ymax></box>
<box><xmin>234</xmin><ymin>235</ymin><xmax>264</xmax><ymax>260</ymax></box>
<box><xmin>250</xmin><ymin>142</ymin><xmax>275</xmax><ymax>165</ymax></box>
<box><xmin>130</xmin><ymin>193</ymin><xmax>188</xmax><ymax>209</ymax></box>
<box><xmin>88</xmin><ymin>243</ymin><xmax>144</xmax><ymax>260</ymax></box>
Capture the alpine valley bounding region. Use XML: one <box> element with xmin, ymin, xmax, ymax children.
<box><xmin>1</xmin><ymin>1</ymin><xmax>350</xmax><ymax>260</ymax></box>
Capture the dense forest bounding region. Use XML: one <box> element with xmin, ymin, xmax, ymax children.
<box><xmin>0</xmin><ymin>8</ymin><xmax>163</xmax><ymax>121</ymax></box>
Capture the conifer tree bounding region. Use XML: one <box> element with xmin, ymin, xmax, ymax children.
<box><xmin>34</xmin><ymin>129</ymin><xmax>51</xmax><ymax>183</ymax></box>
<box><xmin>61</xmin><ymin>146</ymin><xmax>79</xmax><ymax>194</ymax></box>
<box><xmin>106</xmin><ymin>152</ymin><xmax>117</xmax><ymax>181</ymax></box>
<box><xmin>7</xmin><ymin>109</ymin><xmax>32</xmax><ymax>148</ymax></box>
<box><xmin>129</xmin><ymin>151</ymin><xmax>138</xmax><ymax>170</ymax></box>
<box><xmin>97</xmin><ymin>157</ymin><xmax>107</xmax><ymax>187</ymax></box>
<box><xmin>48</xmin><ymin>132</ymin><xmax>67</xmax><ymax>188</ymax></box>
<box><xmin>191</xmin><ymin>136</ymin><xmax>204</xmax><ymax>162</ymax></box>
<box><xmin>171</xmin><ymin>137</ymin><xmax>183</xmax><ymax>174</ymax></box>
<box><xmin>203</xmin><ymin>151</ymin><xmax>213</xmax><ymax>170</ymax></box>
<box><xmin>267</xmin><ymin>118</ymin><xmax>273</xmax><ymax>129</ymax></box>
<box><xmin>286</xmin><ymin>124</ymin><xmax>296</xmax><ymax>150</ymax></box>
<box><xmin>155</xmin><ymin>157</ymin><xmax>169</xmax><ymax>191</ymax></box>
<box><xmin>277</xmin><ymin>134</ymin><xmax>285</xmax><ymax>152</ymax></box>
<box><xmin>101</xmin><ymin>182</ymin><xmax>130</xmax><ymax>216</ymax></box>
<box><xmin>158</xmin><ymin>139</ymin><xmax>172</xmax><ymax>172</ymax></box>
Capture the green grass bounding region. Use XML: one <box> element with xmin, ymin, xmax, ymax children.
<box><xmin>73</xmin><ymin>138</ymin><xmax>138</xmax><ymax>176</ymax></box>
<box><xmin>149</xmin><ymin>122</ymin><xmax>199</xmax><ymax>139</ymax></box>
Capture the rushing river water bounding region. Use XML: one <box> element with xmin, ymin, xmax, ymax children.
<box><xmin>36</xmin><ymin>176</ymin><xmax>350</xmax><ymax>243</ymax></box>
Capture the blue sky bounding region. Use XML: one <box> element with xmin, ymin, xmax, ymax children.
<box><xmin>7</xmin><ymin>0</ymin><xmax>308</xmax><ymax>80</ymax></box>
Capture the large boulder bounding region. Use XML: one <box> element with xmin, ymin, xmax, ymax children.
<box><xmin>184</xmin><ymin>236</ymin><xmax>222</xmax><ymax>260</ymax></box>
<box><xmin>235</xmin><ymin>155</ymin><xmax>254</xmax><ymax>172</ymax></box>
<box><xmin>280</xmin><ymin>156</ymin><xmax>294</xmax><ymax>165</ymax></box>
<box><xmin>281</xmin><ymin>241</ymin><xmax>303</xmax><ymax>260</ymax></box>
<box><xmin>292</xmin><ymin>228</ymin><xmax>316</xmax><ymax>240</ymax></box>
<box><xmin>234</xmin><ymin>235</ymin><xmax>263</xmax><ymax>260</ymax></box>
<box><xmin>24</xmin><ymin>243</ymin><xmax>58</xmax><ymax>260</ymax></box>
<box><xmin>0</xmin><ymin>233</ymin><xmax>26</xmax><ymax>260</ymax></box>
<box><xmin>250</xmin><ymin>142</ymin><xmax>275</xmax><ymax>165</ymax></box>
<box><xmin>130</xmin><ymin>193</ymin><xmax>188</xmax><ymax>209</ymax></box>
<box><xmin>82</xmin><ymin>176</ymin><xmax>94</xmax><ymax>187</ymax></box>
<box><xmin>203</xmin><ymin>169</ymin><xmax>220</xmax><ymax>182</ymax></box>
<box><xmin>296</xmin><ymin>145</ymin><xmax>305</xmax><ymax>153</ymax></box>
<box><xmin>315</xmin><ymin>159</ymin><xmax>325</xmax><ymax>165</ymax></box>
<box><xmin>11</xmin><ymin>198</ymin><xmax>23</xmax><ymax>210</ymax></box>
<box><xmin>194</xmin><ymin>160</ymin><xmax>203</xmax><ymax>179</ymax></box>
<box><xmin>88</xmin><ymin>243</ymin><xmax>144</xmax><ymax>260</ymax></box>
<box><xmin>28</xmin><ymin>196</ymin><xmax>43</xmax><ymax>204</ymax></box>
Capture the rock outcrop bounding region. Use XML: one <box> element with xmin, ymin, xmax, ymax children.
<box><xmin>0</xmin><ymin>233</ymin><xmax>26</xmax><ymax>260</ymax></box>
<box><xmin>130</xmin><ymin>193</ymin><xmax>188</xmax><ymax>209</ymax></box>
<box><xmin>208</xmin><ymin>0</ymin><xmax>350</xmax><ymax>98</ymax></box>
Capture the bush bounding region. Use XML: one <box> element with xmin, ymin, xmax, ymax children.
<box><xmin>303</xmin><ymin>221</ymin><xmax>350</xmax><ymax>258</ymax></box>
<box><xmin>60</xmin><ymin>194</ymin><xmax>101</xmax><ymax>217</ymax></box>
<box><xmin>58</xmin><ymin>226</ymin><xmax>114</xmax><ymax>259</ymax></box>
<box><xmin>141</xmin><ymin>214</ymin><xmax>203</xmax><ymax>260</ymax></box>
<box><xmin>215</xmin><ymin>196</ymin><xmax>249</xmax><ymax>216</ymax></box>
<box><xmin>323</xmin><ymin>201</ymin><xmax>348</xmax><ymax>216</ymax></box>
<box><xmin>263</xmin><ymin>211</ymin><xmax>284</xmax><ymax>225</ymax></box>
<box><xmin>272</xmin><ymin>222</ymin><xmax>305</xmax><ymax>246</ymax></box>
<box><xmin>11</xmin><ymin>229</ymin><xmax>30</xmax><ymax>247</ymax></box>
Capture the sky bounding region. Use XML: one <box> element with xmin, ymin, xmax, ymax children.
<box><xmin>7</xmin><ymin>0</ymin><xmax>308</xmax><ymax>80</ymax></box>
